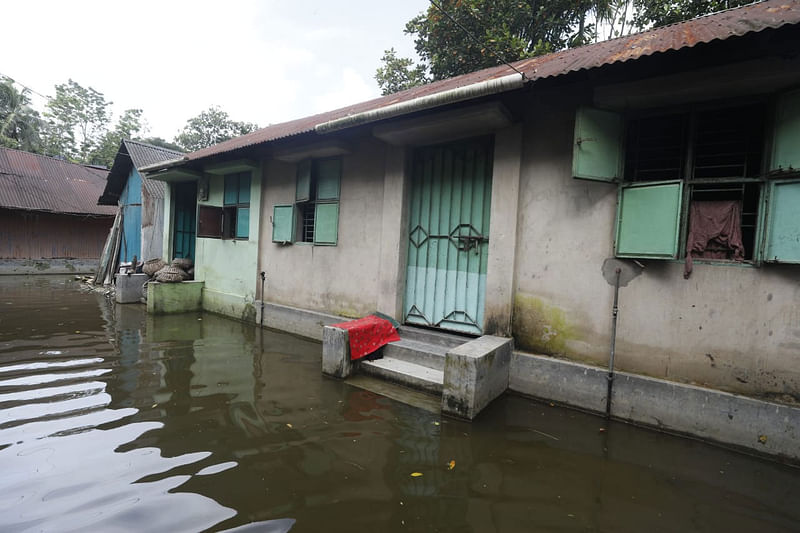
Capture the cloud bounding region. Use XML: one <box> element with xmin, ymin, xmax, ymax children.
<box><xmin>313</xmin><ymin>68</ymin><xmax>376</xmax><ymax>114</ymax></box>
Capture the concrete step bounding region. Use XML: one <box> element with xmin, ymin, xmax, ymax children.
<box><xmin>397</xmin><ymin>326</ymin><xmax>470</xmax><ymax>350</ymax></box>
<box><xmin>381</xmin><ymin>338</ymin><xmax>448</xmax><ymax>371</ymax></box>
<box><xmin>359</xmin><ymin>357</ymin><xmax>444</xmax><ymax>395</ymax></box>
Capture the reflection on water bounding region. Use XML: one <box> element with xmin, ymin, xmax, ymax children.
<box><xmin>0</xmin><ymin>276</ymin><xmax>799</xmax><ymax>532</ymax></box>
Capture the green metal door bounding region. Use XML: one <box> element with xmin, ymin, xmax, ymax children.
<box><xmin>173</xmin><ymin>182</ymin><xmax>197</xmax><ymax>259</ymax></box>
<box><xmin>404</xmin><ymin>137</ymin><xmax>493</xmax><ymax>335</ymax></box>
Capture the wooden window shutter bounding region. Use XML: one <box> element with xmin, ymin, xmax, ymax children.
<box><xmin>316</xmin><ymin>159</ymin><xmax>341</xmax><ymax>200</ymax></box>
<box><xmin>197</xmin><ymin>205</ymin><xmax>223</xmax><ymax>238</ymax></box>
<box><xmin>238</xmin><ymin>174</ymin><xmax>251</xmax><ymax>204</ymax></box>
<box><xmin>272</xmin><ymin>205</ymin><xmax>295</xmax><ymax>243</ymax></box>
<box><xmin>573</xmin><ymin>106</ymin><xmax>624</xmax><ymax>182</ymax></box>
<box><xmin>771</xmin><ymin>90</ymin><xmax>800</xmax><ymax>172</ymax></box>
<box><xmin>615</xmin><ymin>181</ymin><xmax>683</xmax><ymax>259</ymax></box>
<box><xmin>296</xmin><ymin>160</ymin><xmax>312</xmax><ymax>202</ymax></box>
<box><xmin>224</xmin><ymin>175</ymin><xmax>238</xmax><ymax>205</ymax></box>
<box><xmin>313</xmin><ymin>202</ymin><xmax>339</xmax><ymax>245</ymax></box>
<box><xmin>763</xmin><ymin>179</ymin><xmax>800</xmax><ymax>263</ymax></box>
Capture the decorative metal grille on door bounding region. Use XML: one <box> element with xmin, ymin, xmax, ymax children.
<box><xmin>404</xmin><ymin>137</ymin><xmax>493</xmax><ymax>335</ymax></box>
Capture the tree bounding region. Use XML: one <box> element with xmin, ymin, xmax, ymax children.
<box><xmin>403</xmin><ymin>0</ymin><xmax>606</xmax><ymax>82</ymax></box>
<box><xmin>138</xmin><ymin>136</ymin><xmax>185</xmax><ymax>153</ymax></box>
<box><xmin>174</xmin><ymin>106</ymin><xmax>259</xmax><ymax>152</ymax></box>
<box><xmin>632</xmin><ymin>0</ymin><xmax>752</xmax><ymax>29</ymax></box>
<box><xmin>380</xmin><ymin>0</ymin><xmax>752</xmax><ymax>92</ymax></box>
<box><xmin>41</xmin><ymin>79</ymin><xmax>112</xmax><ymax>161</ymax></box>
<box><xmin>375</xmin><ymin>48</ymin><xmax>429</xmax><ymax>96</ymax></box>
<box><xmin>89</xmin><ymin>108</ymin><xmax>146</xmax><ymax>168</ymax></box>
<box><xmin>0</xmin><ymin>76</ymin><xmax>43</xmax><ymax>152</ymax></box>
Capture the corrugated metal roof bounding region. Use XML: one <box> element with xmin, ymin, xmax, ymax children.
<box><xmin>98</xmin><ymin>140</ymin><xmax>183</xmax><ymax>204</ymax></box>
<box><xmin>0</xmin><ymin>147</ymin><xmax>117</xmax><ymax>216</ymax></box>
<box><xmin>170</xmin><ymin>0</ymin><xmax>800</xmax><ymax>165</ymax></box>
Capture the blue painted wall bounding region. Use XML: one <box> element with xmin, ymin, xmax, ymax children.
<box><xmin>119</xmin><ymin>169</ymin><xmax>142</xmax><ymax>263</ymax></box>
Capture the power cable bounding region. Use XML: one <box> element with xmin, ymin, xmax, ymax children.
<box><xmin>0</xmin><ymin>72</ymin><xmax>51</xmax><ymax>101</ymax></box>
<box><xmin>426</xmin><ymin>0</ymin><xmax>528</xmax><ymax>80</ymax></box>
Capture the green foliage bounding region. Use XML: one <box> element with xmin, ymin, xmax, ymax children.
<box><xmin>174</xmin><ymin>106</ymin><xmax>259</xmax><ymax>152</ymax></box>
<box><xmin>404</xmin><ymin>0</ymin><xmax>604</xmax><ymax>81</ymax></box>
<box><xmin>382</xmin><ymin>0</ymin><xmax>751</xmax><ymax>87</ymax></box>
<box><xmin>42</xmin><ymin>79</ymin><xmax>112</xmax><ymax>161</ymax></box>
<box><xmin>375</xmin><ymin>48</ymin><xmax>430</xmax><ymax>96</ymax></box>
<box><xmin>89</xmin><ymin>108</ymin><xmax>146</xmax><ymax>168</ymax></box>
<box><xmin>632</xmin><ymin>0</ymin><xmax>752</xmax><ymax>28</ymax></box>
<box><xmin>0</xmin><ymin>76</ymin><xmax>43</xmax><ymax>152</ymax></box>
<box><xmin>138</xmin><ymin>136</ymin><xmax>185</xmax><ymax>153</ymax></box>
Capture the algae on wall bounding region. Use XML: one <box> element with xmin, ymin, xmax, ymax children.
<box><xmin>512</xmin><ymin>293</ymin><xmax>574</xmax><ymax>355</ymax></box>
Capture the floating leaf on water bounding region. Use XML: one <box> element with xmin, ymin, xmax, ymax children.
<box><xmin>410</xmin><ymin>472</ymin><xmax>423</xmax><ymax>477</ymax></box>
<box><xmin>447</xmin><ymin>460</ymin><xmax>456</xmax><ymax>470</ymax></box>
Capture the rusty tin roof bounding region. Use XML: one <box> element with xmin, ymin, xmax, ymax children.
<box><xmin>160</xmin><ymin>0</ymin><xmax>800</xmax><ymax>166</ymax></box>
<box><xmin>0</xmin><ymin>147</ymin><xmax>117</xmax><ymax>216</ymax></box>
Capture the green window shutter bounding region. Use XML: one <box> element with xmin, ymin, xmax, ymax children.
<box><xmin>764</xmin><ymin>179</ymin><xmax>800</xmax><ymax>263</ymax></box>
<box><xmin>771</xmin><ymin>90</ymin><xmax>800</xmax><ymax>172</ymax></box>
<box><xmin>616</xmin><ymin>181</ymin><xmax>683</xmax><ymax>258</ymax></box>
<box><xmin>573</xmin><ymin>106</ymin><xmax>623</xmax><ymax>182</ymax></box>
<box><xmin>316</xmin><ymin>159</ymin><xmax>341</xmax><ymax>200</ymax></box>
<box><xmin>236</xmin><ymin>207</ymin><xmax>250</xmax><ymax>239</ymax></box>
<box><xmin>314</xmin><ymin>202</ymin><xmax>339</xmax><ymax>245</ymax></box>
<box><xmin>224</xmin><ymin>175</ymin><xmax>238</xmax><ymax>205</ymax></box>
<box><xmin>296</xmin><ymin>160</ymin><xmax>312</xmax><ymax>202</ymax></box>
<box><xmin>238</xmin><ymin>174</ymin><xmax>251</xmax><ymax>204</ymax></box>
<box><xmin>272</xmin><ymin>205</ymin><xmax>294</xmax><ymax>243</ymax></box>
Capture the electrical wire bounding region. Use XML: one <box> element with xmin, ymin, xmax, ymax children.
<box><xmin>426</xmin><ymin>0</ymin><xmax>528</xmax><ymax>81</ymax></box>
<box><xmin>0</xmin><ymin>72</ymin><xmax>51</xmax><ymax>101</ymax></box>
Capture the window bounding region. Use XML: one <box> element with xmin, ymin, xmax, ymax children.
<box><xmin>196</xmin><ymin>172</ymin><xmax>251</xmax><ymax>240</ymax></box>
<box><xmin>573</xmin><ymin>92</ymin><xmax>800</xmax><ymax>266</ymax></box>
<box><xmin>223</xmin><ymin>172</ymin><xmax>251</xmax><ymax>239</ymax></box>
<box><xmin>272</xmin><ymin>157</ymin><xmax>340</xmax><ymax>245</ymax></box>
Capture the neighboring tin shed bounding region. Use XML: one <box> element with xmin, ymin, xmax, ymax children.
<box><xmin>98</xmin><ymin>140</ymin><xmax>184</xmax><ymax>263</ymax></box>
<box><xmin>0</xmin><ymin>146</ymin><xmax>116</xmax><ymax>274</ymax></box>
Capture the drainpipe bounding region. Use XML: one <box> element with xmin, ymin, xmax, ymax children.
<box><xmin>259</xmin><ymin>271</ymin><xmax>266</xmax><ymax>328</ymax></box>
<box><xmin>606</xmin><ymin>268</ymin><xmax>621</xmax><ymax>419</ymax></box>
<box><xmin>314</xmin><ymin>73</ymin><xmax>525</xmax><ymax>134</ymax></box>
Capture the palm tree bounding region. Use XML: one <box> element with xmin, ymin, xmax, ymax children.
<box><xmin>0</xmin><ymin>77</ymin><xmax>43</xmax><ymax>153</ymax></box>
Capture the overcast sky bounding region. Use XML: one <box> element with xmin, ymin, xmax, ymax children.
<box><xmin>3</xmin><ymin>0</ymin><xmax>429</xmax><ymax>141</ymax></box>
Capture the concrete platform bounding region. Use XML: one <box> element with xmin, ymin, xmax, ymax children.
<box><xmin>359</xmin><ymin>357</ymin><xmax>444</xmax><ymax>395</ymax></box>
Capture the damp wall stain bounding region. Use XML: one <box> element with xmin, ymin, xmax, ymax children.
<box><xmin>512</xmin><ymin>293</ymin><xmax>575</xmax><ymax>355</ymax></box>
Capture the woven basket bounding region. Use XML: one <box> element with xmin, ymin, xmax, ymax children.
<box><xmin>171</xmin><ymin>257</ymin><xmax>193</xmax><ymax>270</ymax></box>
<box><xmin>155</xmin><ymin>265</ymin><xmax>187</xmax><ymax>283</ymax></box>
<box><xmin>143</xmin><ymin>258</ymin><xmax>167</xmax><ymax>277</ymax></box>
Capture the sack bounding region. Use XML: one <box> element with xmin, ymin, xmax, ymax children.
<box><xmin>143</xmin><ymin>258</ymin><xmax>167</xmax><ymax>277</ymax></box>
<box><xmin>154</xmin><ymin>265</ymin><xmax>188</xmax><ymax>283</ymax></box>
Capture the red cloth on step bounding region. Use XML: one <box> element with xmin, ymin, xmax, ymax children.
<box><xmin>331</xmin><ymin>315</ymin><xmax>402</xmax><ymax>361</ymax></box>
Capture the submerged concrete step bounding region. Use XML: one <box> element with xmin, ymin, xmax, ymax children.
<box><xmin>359</xmin><ymin>357</ymin><xmax>444</xmax><ymax>395</ymax></box>
<box><xmin>381</xmin><ymin>338</ymin><xmax>448</xmax><ymax>370</ymax></box>
<box><xmin>396</xmin><ymin>326</ymin><xmax>469</xmax><ymax>350</ymax></box>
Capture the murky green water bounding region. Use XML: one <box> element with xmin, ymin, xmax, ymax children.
<box><xmin>1</xmin><ymin>276</ymin><xmax>799</xmax><ymax>532</ymax></box>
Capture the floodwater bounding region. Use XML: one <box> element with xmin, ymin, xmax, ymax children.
<box><xmin>0</xmin><ymin>277</ymin><xmax>799</xmax><ymax>533</ymax></box>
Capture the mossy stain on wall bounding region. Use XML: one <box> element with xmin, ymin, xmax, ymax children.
<box><xmin>512</xmin><ymin>293</ymin><xmax>574</xmax><ymax>355</ymax></box>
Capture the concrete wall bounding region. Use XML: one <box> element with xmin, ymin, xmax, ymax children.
<box><xmin>147</xmin><ymin>280</ymin><xmax>204</xmax><ymax>314</ymax></box>
<box><xmin>258</xmin><ymin>137</ymin><xmax>386</xmax><ymax>318</ymax></box>
<box><xmin>512</xmin><ymin>89</ymin><xmax>800</xmax><ymax>400</ymax></box>
<box><xmin>195</xmin><ymin>170</ymin><xmax>261</xmax><ymax>322</ymax></box>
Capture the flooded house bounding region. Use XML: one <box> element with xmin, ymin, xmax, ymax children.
<box><xmin>143</xmin><ymin>2</ymin><xmax>800</xmax><ymax>459</ymax></box>
<box><xmin>97</xmin><ymin>139</ymin><xmax>184</xmax><ymax>264</ymax></box>
<box><xmin>0</xmin><ymin>146</ymin><xmax>116</xmax><ymax>274</ymax></box>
